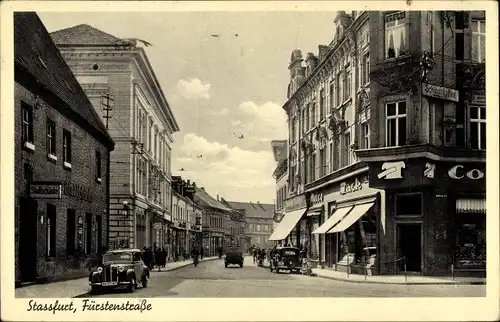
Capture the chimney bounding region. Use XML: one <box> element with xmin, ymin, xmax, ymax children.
<box><xmin>200</xmin><ymin>187</ymin><xmax>205</xmax><ymax>191</ymax></box>
<box><xmin>318</xmin><ymin>45</ymin><xmax>329</xmax><ymax>62</ymax></box>
<box><xmin>217</xmin><ymin>194</ymin><xmax>219</xmax><ymax>201</ymax></box>
<box><xmin>305</xmin><ymin>53</ymin><xmax>318</xmax><ymax>77</ymax></box>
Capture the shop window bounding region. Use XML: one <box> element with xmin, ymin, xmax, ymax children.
<box><xmin>471</xmin><ymin>20</ymin><xmax>485</xmax><ymax>62</ymax></box>
<box><xmin>470</xmin><ymin>106</ymin><xmax>486</xmax><ymax>150</ymax></box>
<box><xmin>66</xmin><ymin>209</ymin><xmax>76</xmax><ymax>256</ymax></box>
<box><xmin>455</xmin><ymin>213</ymin><xmax>486</xmax><ymax>268</ymax></box>
<box><xmin>386</xmin><ymin>101</ymin><xmax>407</xmax><ymax>147</ymax></box>
<box><xmin>385</xmin><ymin>11</ymin><xmax>409</xmax><ymax>59</ymax></box>
<box><xmin>46</xmin><ymin>204</ymin><xmax>56</xmax><ymax>258</ymax></box>
<box><xmin>395</xmin><ymin>193</ymin><xmax>423</xmax><ymax>216</ymax></box>
<box><xmin>62</xmin><ymin>130</ymin><xmax>72</xmax><ymax>168</ymax></box>
<box><xmin>47</xmin><ymin>120</ymin><xmax>56</xmax><ymax>157</ymax></box>
<box><xmin>22</xmin><ymin>102</ymin><xmax>34</xmax><ymax>149</ymax></box>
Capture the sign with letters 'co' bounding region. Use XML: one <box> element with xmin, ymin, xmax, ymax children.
<box><xmin>29</xmin><ymin>183</ymin><xmax>62</xmax><ymax>199</ymax></box>
<box><xmin>448</xmin><ymin>165</ymin><xmax>485</xmax><ymax>180</ymax></box>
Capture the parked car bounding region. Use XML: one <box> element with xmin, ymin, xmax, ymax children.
<box><xmin>269</xmin><ymin>246</ymin><xmax>301</xmax><ymax>274</ymax></box>
<box><xmin>89</xmin><ymin>248</ymin><xmax>149</xmax><ymax>293</ymax></box>
<box><xmin>225</xmin><ymin>248</ymin><xmax>244</xmax><ymax>268</ymax></box>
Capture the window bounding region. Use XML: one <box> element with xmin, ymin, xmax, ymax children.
<box><xmin>329</xmin><ymin>141</ymin><xmax>335</xmax><ymax>172</ymax></box>
<box><xmin>310</xmin><ymin>151</ymin><xmax>316</xmax><ymax>182</ymax></box>
<box><xmin>329</xmin><ymin>82</ymin><xmax>335</xmax><ymax>110</ymax></box>
<box><xmin>47</xmin><ymin>120</ymin><xmax>56</xmax><ymax>157</ymax></box>
<box><xmin>46</xmin><ymin>204</ymin><xmax>56</xmax><ymax>258</ymax></box>
<box><xmin>319</xmin><ymin>90</ymin><xmax>325</xmax><ymax>120</ymax></box>
<box><xmin>396</xmin><ymin>193</ymin><xmax>422</xmax><ymax>216</ymax></box>
<box><xmin>362</xmin><ymin>53</ymin><xmax>370</xmax><ymax>85</ymax></box>
<box><xmin>66</xmin><ymin>209</ymin><xmax>76</xmax><ymax>255</ymax></box>
<box><xmin>305</xmin><ymin>105</ymin><xmax>310</xmax><ymax>132</ymax></box>
<box><xmin>386</xmin><ymin>101</ymin><xmax>407</xmax><ymax>147</ymax></box>
<box><xmin>256</xmin><ymin>224</ymin><xmax>261</xmax><ymax>232</ymax></box>
<box><xmin>63</xmin><ymin>130</ymin><xmax>72</xmax><ymax>166</ymax></box>
<box><xmin>343</xmin><ymin>132</ymin><xmax>351</xmax><ymax>166</ymax></box>
<box><xmin>311</xmin><ymin>102</ymin><xmax>316</xmax><ymax>128</ymax></box>
<box><xmin>470</xmin><ymin>106</ymin><xmax>486</xmax><ymax>150</ymax></box>
<box><xmin>291</xmin><ymin>117</ymin><xmax>297</xmax><ymax>142</ymax></box>
<box><xmin>22</xmin><ymin>103</ymin><xmax>34</xmax><ymax>147</ymax></box>
<box><xmin>319</xmin><ymin>146</ymin><xmax>326</xmax><ymax>177</ymax></box>
<box><xmin>256</xmin><ymin>236</ymin><xmax>261</xmax><ymax>244</ymax></box>
<box><xmin>301</xmin><ymin>109</ymin><xmax>306</xmax><ymax>134</ymax></box>
<box><xmin>149</xmin><ymin>119</ymin><xmax>153</xmax><ymax>152</ymax></box>
<box><xmin>362</xmin><ymin>123</ymin><xmax>370</xmax><ymax>149</ymax></box>
<box><xmin>385</xmin><ymin>11</ymin><xmax>408</xmax><ymax>59</ymax></box>
<box><xmin>96</xmin><ymin>150</ymin><xmax>102</xmax><ymax>181</ymax></box>
<box><xmin>336</xmin><ymin>73</ymin><xmax>342</xmax><ymax>106</ymax></box>
<box><xmin>344</xmin><ymin>68</ymin><xmax>351</xmax><ymax>100</ymax></box>
<box><xmin>471</xmin><ymin>20</ymin><xmax>486</xmax><ymax>63</ymax></box>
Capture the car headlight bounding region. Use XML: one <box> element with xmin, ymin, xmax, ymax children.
<box><xmin>97</xmin><ymin>267</ymin><xmax>103</xmax><ymax>273</ymax></box>
<box><xmin>118</xmin><ymin>266</ymin><xmax>124</xmax><ymax>272</ymax></box>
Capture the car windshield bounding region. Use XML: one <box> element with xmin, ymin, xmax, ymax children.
<box><xmin>103</xmin><ymin>252</ymin><xmax>132</xmax><ymax>263</ymax></box>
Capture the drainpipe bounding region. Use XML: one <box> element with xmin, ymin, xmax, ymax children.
<box><xmin>106</xmin><ymin>149</ymin><xmax>111</xmax><ymax>249</ymax></box>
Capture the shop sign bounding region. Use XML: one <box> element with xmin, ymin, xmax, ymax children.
<box><xmin>448</xmin><ymin>165</ymin><xmax>485</xmax><ymax>180</ymax></box>
<box><xmin>285</xmin><ymin>194</ymin><xmax>307</xmax><ymax>212</ymax></box>
<box><xmin>377</xmin><ymin>161</ymin><xmax>406</xmax><ymax>180</ymax></box>
<box><xmin>422</xmin><ymin>83</ymin><xmax>459</xmax><ymax>102</ymax></box>
<box><xmin>470</xmin><ymin>94</ymin><xmax>485</xmax><ymax>106</ymax></box>
<box><xmin>340</xmin><ymin>178</ymin><xmax>363</xmax><ymax>195</ymax></box>
<box><xmin>310</xmin><ymin>192</ymin><xmax>323</xmax><ymax>206</ymax></box>
<box><xmin>63</xmin><ymin>181</ymin><xmax>93</xmax><ymax>202</ymax></box>
<box><xmin>29</xmin><ymin>183</ymin><xmax>62</xmax><ymax>199</ymax></box>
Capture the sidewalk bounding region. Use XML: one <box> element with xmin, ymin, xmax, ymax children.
<box><xmin>311</xmin><ymin>268</ymin><xmax>486</xmax><ymax>285</ymax></box>
<box><xmin>15</xmin><ymin>256</ymin><xmax>219</xmax><ymax>298</ymax></box>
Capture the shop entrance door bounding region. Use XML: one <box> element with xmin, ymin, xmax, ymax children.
<box><xmin>398</xmin><ymin>223</ymin><xmax>422</xmax><ymax>272</ymax></box>
<box><xmin>19</xmin><ymin>198</ymin><xmax>38</xmax><ymax>283</ymax></box>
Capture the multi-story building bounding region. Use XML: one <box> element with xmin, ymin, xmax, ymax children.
<box><xmin>50</xmin><ymin>24</ymin><xmax>180</xmax><ymax>250</ymax></box>
<box><xmin>14</xmin><ymin>13</ymin><xmax>115</xmax><ymax>285</ymax></box>
<box><xmin>273</xmin><ymin>10</ymin><xmax>485</xmax><ymax>276</ymax></box>
<box><xmin>270</xmin><ymin>140</ymin><xmax>288</xmax><ymax>246</ymax></box>
<box><xmin>193</xmin><ymin>187</ymin><xmax>232</xmax><ymax>256</ymax></box>
<box><xmin>223</xmin><ymin>200</ymin><xmax>275</xmax><ymax>249</ymax></box>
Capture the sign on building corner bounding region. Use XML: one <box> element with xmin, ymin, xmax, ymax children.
<box><xmin>378</xmin><ymin>161</ymin><xmax>406</xmax><ymax>180</ymax></box>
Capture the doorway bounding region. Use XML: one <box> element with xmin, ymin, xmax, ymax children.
<box><xmin>19</xmin><ymin>198</ymin><xmax>38</xmax><ymax>283</ymax></box>
<box><xmin>397</xmin><ymin>223</ymin><xmax>422</xmax><ymax>272</ymax></box>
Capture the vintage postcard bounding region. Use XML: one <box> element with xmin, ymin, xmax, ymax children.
<box><xmin>1</xmin><ymin>0</ymin><xmax>498</xmax><ymax>321</ymax></box>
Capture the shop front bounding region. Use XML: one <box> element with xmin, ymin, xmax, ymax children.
<box><xmin>311</xmin><ymin>172</ymin><xmax>384</xmax><ymax>274</ymax></box>
<box><xmin>268</xmin><ymin>193</ymin><xmax>308</xmax><ymax>246</ymax></box>
<box><xmin>364</xmin><ymin>156</ymin><xmax>486</xmax><ymax>276</ymax></box>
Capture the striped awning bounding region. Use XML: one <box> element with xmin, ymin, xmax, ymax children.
<box><xmin>456</xmin><ymin>199</ymin><xmax>486</xmax><ymax>214</ymax></box>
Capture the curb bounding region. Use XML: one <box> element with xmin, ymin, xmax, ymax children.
<box><xmin>73</xmin><ymin>257</ymin><xmax>221</xmax><ymax>298</ymax></box>
<box><xmin>313</xmin><ymin>272</ymin><xmax>486</xmax><ymax>285</ymax></box>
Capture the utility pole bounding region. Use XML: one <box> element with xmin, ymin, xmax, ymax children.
<box><xmin>101</xmin><ymin>92</ymin><xmax>114</xmax><ymax>130</ymax></box>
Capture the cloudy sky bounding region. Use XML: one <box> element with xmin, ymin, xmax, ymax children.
<box><xmin>38</xmin><ymin>10</ymin><xmax>336</xmax><ymax>203</ymax></box>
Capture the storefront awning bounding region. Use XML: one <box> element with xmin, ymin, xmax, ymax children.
<box><xmin>312</xmin><ymin>206</ymin><xmax>353</xmax><ymax>234</ymax></box>
<box><xmin>268</xmin><ymin>208</ymin><xmax>306</xmax><ymax>241</ymax></box>
<box><xmin>329</xmin><ymin>202</ymin><xmax>374</xmax><ymax>233</ymax></box>
<box><xmin>456</xmin><ymin>199</ymin><xmax>486</xmax><ymax>214</ymax></box>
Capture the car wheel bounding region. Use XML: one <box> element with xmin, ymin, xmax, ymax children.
<box><xmin>239</xmin><ymin>263</ymin><xmax>243</xmax><ymax>268</ymax></box>
<box><xmin>128</xmin><ymin>277</ymin><xmax>136</xmax><ymax>292</ymax></box>
<box><xmin>142</xmin><ymin>275</ymin><xmax>148</xmax><ymax>288</ymax></box>
<box><xmin>91</xmin><ymin>286</ymin><xmax>101</xmax><ymax>294</ymax></box>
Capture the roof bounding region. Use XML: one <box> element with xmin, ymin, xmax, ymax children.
<box><xmin>193</xmin><ymin>187</ymin><xmax>232</xmax><ymax>212</ymax></box>
<box><xmin>49</xmin><ymin>23</ymin><xmax>129</xmax><ymax>46</ymax></box>
<box><xmin>14</xmin><ymin>13</ymin><xmax>114</xmax><ymax>148</ymax></box>
<box><xmin>221</xmin><ymin>200</ymin><xmax>275</xmax><ymax>219</ymax></box>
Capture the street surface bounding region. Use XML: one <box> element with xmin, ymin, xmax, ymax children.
<box><xmin>84</xmin><ymin>256</ymin><xmax>485</xmax><ymax>297</ymax></box>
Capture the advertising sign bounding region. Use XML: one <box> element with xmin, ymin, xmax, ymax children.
<box><xmin>422</xmin><ymin>83</ymin><xmax>459</xmax><ymax>102</ymax></box>
<box><xmin>29</xmin><ymin>183</ymin><xmax>62</xmax><ymax>199</ymax></box>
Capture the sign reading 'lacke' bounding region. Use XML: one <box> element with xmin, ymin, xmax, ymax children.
<box><xmin>29</xmin><ymin>184</ymin><xmax>62</xmax><ymax>199</ymax></box>
<box><xmin>422</xmin><ymin>83</ymin><xmax>459</xmax><ymax>102</ymax></box>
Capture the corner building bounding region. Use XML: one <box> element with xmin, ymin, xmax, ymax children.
<box><xmin>272</xmin><ymin>10</ymin><xmax>485</xmax><ymax>277</ymax></box>
<box><xmin>50</xmin><ymin>24</ymin><xmax>180</xmax><ymax>250</ymax></box>
<box><xmin>14</xmin><ymin>13</ymin><xmax>114</xmax><ymax>285</ymax></box>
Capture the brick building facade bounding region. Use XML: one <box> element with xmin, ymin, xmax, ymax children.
<box><xmin>50</xmin><ymin>24</ymin><xmax>180</xmax><ymax>251</ymax></box>
<box><xmin>14</xmin><ymin>13</ymin><xmax>114</xmax><ymax>285</ymax></box>
<box><xmin>270</xmin><ymin>140</ymin><xmax>288</xmax><ymax>246</ymax></box>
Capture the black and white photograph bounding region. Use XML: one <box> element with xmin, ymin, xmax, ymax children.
<box><xmin>1</xmin><ymin>1</ymin><xmax>498</xmax><ymax>321</ymax></box>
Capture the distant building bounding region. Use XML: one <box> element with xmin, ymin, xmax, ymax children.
<box><xmin>222</xmin><ymin>200</ymin><xmax>275</xmax><ymax>249</ymax></box>
<box><xmin>50</xmin><ymin>23</ymin><xmax>180</xmax><ymax>251</ymax></box>
<box><xmin>14</xmin><ymin>13</ymin><xmax>114</xmax><ymax>286</ymax></box>
<box><xmin>270</xmin><ymin>140</ymin><xmax>288</xmax><ymax>246</ymax></box>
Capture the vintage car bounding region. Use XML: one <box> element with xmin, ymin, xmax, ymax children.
<box><xmin>269</xmin><ymin>246</ymin><xmax>301</xmax><ymax>274</ymax></box>
<box><xmin>89</xmin><ymin>248</ymin><xmax>149</xmax><ymax>293</ymax></box>
<box><xmin>225</xmin><ymin>247</ymin><xmax>244</xmax><ymax>268</ymax></box>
